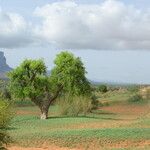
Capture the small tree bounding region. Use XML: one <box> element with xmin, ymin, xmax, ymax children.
<box><xmin>8</xmin><ymin>59</ymin><xmax>61</xmax><ymax>119</ymax></box>
<box><xmin>8</xmin><ymin>51</ymin><xmax>91</xmax><ymax>119</ymax></box>
<box><xmin>98</xmin><ymin>84</ymin><xmax>108</xmax><ymax>93</ymax></box>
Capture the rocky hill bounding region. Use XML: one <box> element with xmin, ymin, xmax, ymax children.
<box><xmin>0</xmin><ymin>51</ymin><xmax>12</xmax><ymax>78</ymax></box>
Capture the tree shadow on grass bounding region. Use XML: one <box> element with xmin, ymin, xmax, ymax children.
<box><xmin>91</xmin><ymin>111</ymin><xmax>116</xmax><ymax>115</ymax></box>
<box><xmin>48</xmin><ymin>115</ymin><xmax>99</xmax><ymax>119</ymax></box>
<box><xmin>5</xmin><ymin>127</ymin><xmax>18</xmax><ymax>131</ymax></box>
<box><xmin>47</xmin><ymin>114</ymin><xmax>125</xmax><ymax>121</ymax></box>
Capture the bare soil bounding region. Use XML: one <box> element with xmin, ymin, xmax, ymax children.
<box><xmin>8</xmin><ymin>140</ymin><xmax>150</xmax><ymax>150</ymax></box>
<box><xmin>8</xmin><ymin>146</ymin><xmax>81</xmax><ymax>150</ymax></box>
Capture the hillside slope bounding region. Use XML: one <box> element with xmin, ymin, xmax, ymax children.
<box><xmin>0</xmin><ymin>51</ymin><xmax>12</xmax><ymax>78</ymax></box>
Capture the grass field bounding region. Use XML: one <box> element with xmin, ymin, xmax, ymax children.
<box><xmin>7</xmin><ymin>90</ymin><xmax>150</xmax><ymax>150</ymax></box>
<box><xmin>95</xmin><ymin>89</ymin><xmax>136</xmax><ymax>105</ymax></box>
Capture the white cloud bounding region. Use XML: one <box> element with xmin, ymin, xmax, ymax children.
<box><xmin>0</xmin><ymin>10</ymin><xmax>34</xmax><ymax>48</ymax></box>
<box><xmin>34</xmin><ymin>0</ymin><xmax>150</xmax><ymax>50</ymax></box>
<box><xmin>1</xmin><ymin>0</ymin><xmax>150</xmax><ymax>50</ymax></box>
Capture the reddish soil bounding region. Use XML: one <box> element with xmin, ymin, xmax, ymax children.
<box><xmin>16</xmin><ymin>110</ymin><xmax>38</xmax><ymax>115</ymax></box>
<box><xmin>8</xmin><ymin>140</ymin><xmax>150</xmax><ymax>150</ymax></box>
<box><xmin>8</xmin><ymin>146</ymin><xmax>81</xmax><ymax>150</ymax></box>
<box><xmin>102</xmin><ymin>104</ymin><xmax>150</xmax><ymax>118</ymax></box>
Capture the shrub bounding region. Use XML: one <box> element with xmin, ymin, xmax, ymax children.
<box><xmin>58</xmin><ymin>96</ymin><xmax>94</xmax><ymax>116</ymax></box>
<box><xmin>91</xmin><ymin>94</ymin><xmax>99</xmax><ymax>109</ymax></box>
<box><xmin>127</xmin><ymin>85</ymin><xmax>140</xmax><ymax>93</ymax></box>
<box><xmin>98</xmin><ymin>85</ymin><xmax>108</xmax><ymax>93</ymax></box>
<box><xmin>139</xmin><ymin>86</ymin><xmax>150</xmax><ymax>100</ymax></box>
<box><xmin>91</xmin><ymin>86</ymin><xmax>97</xmax><ymax>92</ymax></box>
<box><xmin>0</xmin><ymin>80</ymin><xmax>11</xmax><ymax>101</ymax></box>
<box><xmin>128</xmin><ymin>94</ymin><xmax>143</xmax><ymax>103</ymax></box>
<box><xmin>0</xmin><ymin>100</ymin><xmax>13</xmax><ymax>149</ymax></box>
<box><xmin>1</xmin><ymin>89</ymin><xmax>11</xmax><ymax>100</ymax></box>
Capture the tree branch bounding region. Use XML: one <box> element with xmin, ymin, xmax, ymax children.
<box><xmin>50</xmin><ymin>85</ymin><xmax>63</xmax><ymax>103</ymax></box>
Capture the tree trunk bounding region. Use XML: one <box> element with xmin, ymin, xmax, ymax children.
<box><xmin>40</xmin><ymin>106</ymin><xmax>49</xmax><ymax>119</ymax></box>
<box><xmin>38</xmin><ymin>86</ymin><xmax>62</xmax><ymax>120</ymax></box>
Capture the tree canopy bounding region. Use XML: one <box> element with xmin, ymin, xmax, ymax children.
<box><xmin>51</xmin><ymin>51</ymin><xmax>91</xmax><ymax>96</ymax></box>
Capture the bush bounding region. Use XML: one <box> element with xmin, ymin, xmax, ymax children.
<box><xmin>0</xmin><ymin>100</ymin><xmax>13</xmax><ymax>149</ymax></box>
<box><xmin>0</xmin><ymin>80</ymin><xmax>11</xmax><ymax>101</ymax></box>
<box><xmin>127</xmin><ymin>85</ymin><xmax>140</xmax><ymax>93</ymax></box>
<box><xmin>58</xmin><ymin>96</ymin><xmax>95</xmax><ymax>116</ymax></box>
<box><xmin>98</xmin><ymin>85</ymin><xmax>108</xmax><ymax>93</ymax></box>
<box><xmin>91</xmin><ymin>86</ymin><xmax>97</xmax><ymax>92</ymax></box>
<box><xmin>91</xmin><ymin>94</ymin><xmax>99</xmax><ymax>109</ymax></box>
<box><xmin>14</xmin><ymin>99</ymin><xmax>35</xmax><ymax>107</ymax></box>
<box><xmin>1</xmin><ymin>89</ymin><xmax>11</xmax><ymax>100</ymax></box>
<box><xmin>128</xmin><ymin>94</ymin><xmax>143</xmax><ymax>103</ymax></box>
<box><xmin>139</xmin><ymin>86</ymin><xmax>150</xmax><ymax>100</ymax></box>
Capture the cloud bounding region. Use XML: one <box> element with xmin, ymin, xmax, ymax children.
<box><xmin>1</xmin><ymin>0</ymin><xmax>150</xmax><ymax>50</ymax></box>
<box><xmin>34</xmin><ymin>0</ymin><xmax>150</xmax><ymax>50</ymax></box>
<box><xmin>0</xmin><ymin>10</ymin><xmax>34</xmax><ymax>48</ymax></box>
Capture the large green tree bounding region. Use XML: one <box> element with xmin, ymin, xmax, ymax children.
<box><xmin>8</xmin><ymin>51</ymin><xmax>91</xmax><ymax>119</ymax></box>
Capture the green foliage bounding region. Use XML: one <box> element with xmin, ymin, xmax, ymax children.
<box><xmin>51</xmin><ymin>51</ymin><xmax>91</xmax><ymax>96</ymax></box>
<box><xmin>8</xmin><ymin>59</ymin><xmax>53</xmax><ymax>119</ymax></box>
<box><xmin>95</xmin><ymin>89</ymin><xmax>132</xmax><ymax>106</ymax></box>
<box><xmin>1</xmin><ymin>89</ymin><xmax>11</xmax><ymax>100</ymax></box>
<box><xmin>91</xmin><ymin>85</ymin><xmax>97</xmax><ymax>92</ymax></box>
<box><xmin>98</xmin><ymin>85</ymin><xmax>108</xmax><ymax>93</ymax></box>
<box><xmin>91</xmin><ymin>94</ymin><xmax>99</xmax><ymax>109</ymax></box>
<box><xmin>0</xmin><ymin>100</ymin><xmax>13</xmax><ymax>149</ymax></box>
<box><xmin>0</xmin><ymin>80</ymin><xmax>11</xmax><ymax>100</ymax></box>
<box><xmin>0</xmin><ymin>80</ymin><xmax>7</xmax><ymax>90</ymax></box>
<box><xmin>51</xmin><ymin>52</ymin><xmax>92</xmax><ymax>117</ymax></box>
<box><xmin>8</xmin><ymin>59</ymin><xmax>47</xmax><ymax>100</ymax></box>
<box><xmin>14</xmin><ymin>99</ymin><xmax>35</xmax><ymax>107</ymax></box>
<box><xmin>57</xmin><ymin>96</ymin><xmax>93</xmax><ymax>116</ymax></box>
<box><xmin>0</xmin><ymin>101</ymin><xmax>12</xmax><ymax>128</ymax></box>
<box><xmin>8</xmin><ymin>52</ymin><xmax>91</xmax><ymax>119</ymax></box>
<box><xmin>127</xmin><ymin>85</ymin><xmax>140</xmax><ymax>93</ymax></box>
<box><xmin>128</xmin><ymin>94</ymin><xmax>143</xmax><ymax>103</ymax></box>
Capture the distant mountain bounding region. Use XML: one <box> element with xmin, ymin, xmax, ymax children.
<box><xmin>0</xmin><ymin>51</ymin><xmax>12</xmax><ymax>79</ymax></box>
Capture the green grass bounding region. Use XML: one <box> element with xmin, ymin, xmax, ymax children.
<box><xmin>10</xmin><ymin>118</ymin><xmax>150</xmax><ymax>139</ymax></box>
<box><xmin>7</xmin><ymin>89</ymin><xmax>150</xmax><ymax>149</ymax></box>
<box><xmin>8</xmin><ymin>111</ymin><xmax>150</xmax><ymax>148</ymax></box>
<box><xmin>96</xmin><ymin>90</ymin><xmax>132</xmax><ymax>105</ymax></box>
<box><xmin>96</xmin><ymin>90</ymin><xmax>149</xmax><ymax>107</ymax></box>
<box><xmin>8</xmin><ymin>106</ymin><xmax>150</xmax><ymax>147</ymax></box>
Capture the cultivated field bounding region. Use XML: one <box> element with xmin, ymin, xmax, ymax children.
<box><xmin>7</xmin><ymin>89</ymin><xmax>150</xmax><ymax>150</ymax></box>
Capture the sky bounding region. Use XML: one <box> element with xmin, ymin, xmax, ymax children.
<box><xmin>1</xmin><ymin>0</ymin><xmax>150</xmax><ymax>84</ymax></box>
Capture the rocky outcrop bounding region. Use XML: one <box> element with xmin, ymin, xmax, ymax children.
<box><xmin>0</xmin><ymin>51</ymin><xmax>12</xmax><ymax>78</ymax></box>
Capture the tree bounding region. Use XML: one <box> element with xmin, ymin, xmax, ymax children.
<box><xmin>8</xmin><ymin>59</ymin><xmax>61</xmax><ymax>119</ymax></box>
<box><xmin>8</xmin><ymin>51</ymin><xmax>91</xmax><ymax>119</ymax></box>
<box><xmin>98</xmin><ymin>84</ymin><xmax>107</xmax><ymax>93</ymax></box>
